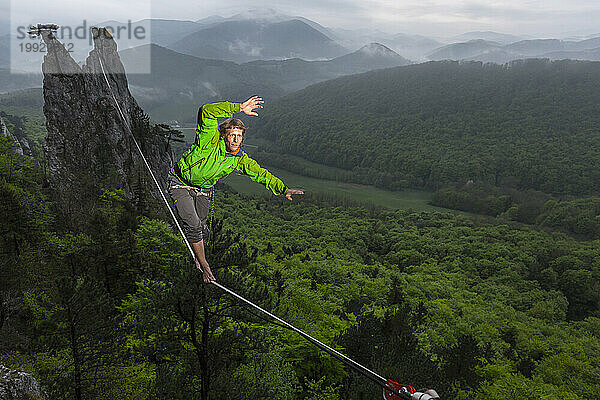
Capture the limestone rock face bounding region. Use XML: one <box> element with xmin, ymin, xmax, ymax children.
<box><xmin>40</xmin><ymin>28</ymin><xmax>173</xmax><ymax>224</ymax></box>
<box><xmin>0</xmin><ymin>116</ymin><xmax>24</xmax><ymax>155</ymax></box>
<box><xmin>0</xmin><ymin>365</ymin><xmax>47</xmax><ymax>400</ymax></box>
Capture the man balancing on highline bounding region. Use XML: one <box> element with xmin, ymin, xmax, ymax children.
<box><xmin>168</xmin><ymin>95</ymin><xmax>304</xmax><ymax>283</ymax></box>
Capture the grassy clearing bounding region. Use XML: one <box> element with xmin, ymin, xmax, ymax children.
<box><xmin>222</xmin><ymin>166</ymin><xmax>451</xmax><ymax>212</ymax></box>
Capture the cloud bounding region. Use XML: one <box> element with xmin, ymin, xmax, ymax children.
<box><xmin>361</xmin><ymin>0</ymin><xmax>600</xmax><ymax>36</ymax></box>
<box><xmin>7</xmin><ymin>0</ymin><xmax>600</xmax><ymax>39</ymax></box>
<box><xmin>9</xmin><ymin>0</ymin><xmax>152</xmax><ymax>27</ymax></box>
<box><xmin>227</xmin><ymin>39</ymin><xmax>262</xmax><ymax>57</ymax></box>
<box><xmin>200</xmin><ymin>81</ymin><xmax>219</xmax><ymax>97</ymax></box>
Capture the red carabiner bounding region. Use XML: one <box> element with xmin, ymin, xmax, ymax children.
<box><xmin>383</xmin><ymin>378</ymin><xmax>415</xmax><ymax>400</ymax></box>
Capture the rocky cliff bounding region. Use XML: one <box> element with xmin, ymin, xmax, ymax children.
<box><xmin>0</xmin><ymin>116</ymin><xmax>24</xmax><ymax>155</ymax></box>
<box><xmin>0</xmin><ymin>365</ymin><xmax>47</xmax><ymax>400</ymax></box>
<box><xmin>2</xmin><ymin>115</ymin><xmax>34</xmax><ymax>156</ymax></box>
<box><xmin>40</xmin><ymin>27</ymin><xmax>173</xmax><ymax>226</ymax></box>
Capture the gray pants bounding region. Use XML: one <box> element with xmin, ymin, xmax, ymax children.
<box><xmin>167</xmin><ymin>171</ymin><xmax>212</xmax><ymax>243</ymax></box>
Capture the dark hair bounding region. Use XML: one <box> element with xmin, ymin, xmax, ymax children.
<box><xmin>218</xmin><ymin>118</ymin><xmax>246</xmax><ymax>140</ymax></box>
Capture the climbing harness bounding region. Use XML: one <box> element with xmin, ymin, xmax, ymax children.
<box><xmin>207</xmin><ymin>186</ymin><xmax>216</xmax><ymax>244</ymax></box>
<box><xmin>90</xmin><ymin>24</ymin><xmax>434</xmax><ymax>400</ymax></box>
<box><xmin>169</xmin><ymin>182</ymin><xmax>212</xmax><ymax>196</ymax></box>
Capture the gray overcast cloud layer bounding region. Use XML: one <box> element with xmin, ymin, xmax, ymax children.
<box><xmin>4</xmin><ymin>0</ymin><xmax>600</xmax><ymax>38</ymax></box>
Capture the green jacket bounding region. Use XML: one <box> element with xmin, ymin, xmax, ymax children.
<box><xmin>174</xmin><ymin>101</ymin><xmax>287</xmax><ymax>195</ymax></box>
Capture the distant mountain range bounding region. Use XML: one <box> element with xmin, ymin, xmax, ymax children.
<box><xmin>541</xmin><ymin>48</ymin><xmax>600</xmax><ymax>62</ymax></box>
<box><xmin>243</xmin><ymin>42</ymin><xmax>409</xmax><ymax>91</ymax></box>
<box><xmin>119</xmin><ymin>43</ymin><xmax>276</xmax><ymax>122</ymax></box>
<box><xmin>327</xmin><ymin>43</ymin><xmax>409</xmax><ymax>71</ymax></box>
<box><xmin>223</xmin><ymin>9</ymin><xmax>339</xmax><ymax>40</ymax></box>
<box><xmin>119</xmin><ymin>42</ymin><xmax>409</xmax><ymax>121</ymax></box>
<box><xmin>428</xmin><ymin>39</ymin><xmax>503</xmax><ymax>61</ymax></box>
<box><xmin>3</xmin><ymin>9</ymin><xmax>600</xmax><ymax>104</ymax></box>
<box><xmin>428</xmin><ymin>38</ymin><xmax>600</xmax><ymax>63</ymax></box>
<box><xmin>449</xmin><ymin>31</ymin><xmax>527</xmax><ymax>45</ymax></box>
<box><xmin>89</xmin><ymin>15</ymin><xmax>600</xmax><ymax>65</ymax></box>
<box><xmin>328</xmin><ymin>28</ymin><xmax>443</xmax><ymax>61</ymax></box>
<box><xmin>168</xmin><ymin>19</ymin><xmax>348</xmax><ymax>63</ymax></box>
<box><xmin>130</xmin><ymin>19</ymin><xmax>204</xmax><ymax>47</ymax></box>
<box><xmin>100</xmin><ymin>10</ymin><xmax>347</xmax><ymax>62</ymax></box>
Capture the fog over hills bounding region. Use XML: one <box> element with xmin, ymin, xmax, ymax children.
<box><xmin>135</xmin><ymin>19</ymin><xmax>204</xmax><ymax>47</ymax></box>
<box><xmin>567</xmin><ymin>37</ymin><xmax>600</xmax><ymax>51</ymax></box>
<box><xmin>449</xmin><ymin>31</ymin><xmax>528</xmax><ymax>45</ymax></box>
<box><xmin>542</xmin><ymin>48</ymin><xmax>600</xmax><ymax>62</ymax></box>
<box><xmin>119</xmin><ymin>43</ymin><xmax>283</xmax><ymax>121</ymax></box>
<box><xmin>428</xmin><ymin>36</ymin><xmax>600</xmax><ymax>63</ymax></box>
<box><xmin>91</xmin><ymin>12</ymin><xmax>600</xmax><ymax>63</ymax></box>
<box><xmin>119</xmin><ymin>42</ymin><xmax>409</xmax><ymax>121</ymax></box>
<box><xmin>328</xmin><ymin>43</ymin><xmax>410</xmax><ymax>71</ymax></box>
<box><xmin>106</xmin><ymin>15</ymin><xmax>600</xmax><ymax>66</ymax></box>
<box><xmin>504</xmin><ymin>39</ymin><xmax>570</xmax><ymax>55</ymax></box>
<box><xmin>168</xmin><ymin>18</ymin><xmax>348</xmax><ymax>63</ymax></box>
<box><xmin>3</xmin><ymin>9</ymin><xmax>600</xmax><ymax>97</ymax></box>
<box><xmin>243</xmin><ymin>42</ymin><xmax>410</xmax><ymax>91</ymax></box>
<box><xmin>428</xmin><ymin>39</ymin><xmax>503</xmax><ymax>61</ymax></box>
<box><xmin>195</xmin><ymin>15</ymin><xmax>227</xmax><ymax>25</ymax></box>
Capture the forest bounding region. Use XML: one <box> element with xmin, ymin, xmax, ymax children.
<box><xmin>430</xmin><ymin>182</ymin><xmax>600</xmax><ymax>239</ymax></box>
<box><xmin>1</xmin><ymin>129</ymin><xmax>599</xmax><ymax>399</ymax></box>
<box><xmin>243</xmin><ymin>58</ymin><xmax>600</xmax><ymax>243</ymax></box>
<box><xmin>251</xmin><ymin>59</ymin><xmax>600</xmax><ymax>196</ymax></box>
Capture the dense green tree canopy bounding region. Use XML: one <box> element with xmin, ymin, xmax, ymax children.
<box><xmin>251</xmin><ymin>59</ymin><xmax>600</xmax><ymax>196</ymax></box>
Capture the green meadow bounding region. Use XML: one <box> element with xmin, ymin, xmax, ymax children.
<box><xmin>222</xmin><ymin>166</ymin><xmax>449</xmax><ymax>212</ymax></box>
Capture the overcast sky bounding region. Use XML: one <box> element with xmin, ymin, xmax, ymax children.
<box><xmin>4</xmin><ymin>0</ymin><xmax>600</xmax><ymax>39</ymax></box>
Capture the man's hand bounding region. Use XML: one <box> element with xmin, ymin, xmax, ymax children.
<box><xmin>285</xmin><ymin>188</ymin><xmax>305</xmax><ymax>200</ymax></box>
<box><xmin>195</xmin><ymin>257</ymin><xmax>216</xmax><ymax>283</ymax></box>
<box><xmin>240</xmin><ymin>95</ymin><xmax>264</xmax><ymax>116</ymax></box>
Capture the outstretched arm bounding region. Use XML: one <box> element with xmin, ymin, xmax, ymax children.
<box><xmin>235</xmin><ymin>154</ymin><xmax>304</xmax><ymax>199</ymax></box>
